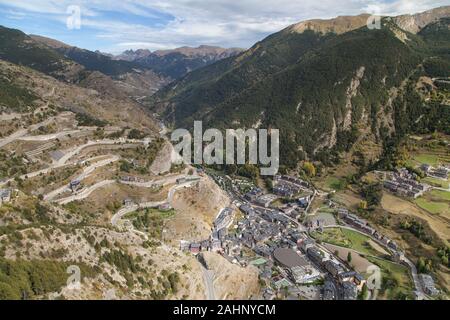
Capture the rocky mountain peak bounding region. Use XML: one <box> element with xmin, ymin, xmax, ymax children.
<box><xmin>286</xmin><ymin>14</ymin><xmax>371</xmax><ymax>35</ymax></box>
<box><xmin>392</xmin><ymin>6</ymin><xmax>450</xmax><ymax>34</ymax></box>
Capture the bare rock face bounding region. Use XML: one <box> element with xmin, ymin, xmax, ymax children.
<box><xmin>115</xmin><ymin>49</ymin><xmax>152</xmax><ymax>61</ymax></box>
<box><xmin>149</xmin><ymin>141</ymin><xmax>175</xmax><ymax>175</ymax></box>
<box><xmin>288</xmin><ymin>14</ymin><xmax>371</xmax><ymax>35</ymax></box>
<box><xmin>167</xmin><ymin>176</ymin><xmax>231</xmax><ymax>244</ymax></box>
<box><xmin>286</xmin><ymin>6</ymin><xmax>450</xmax><ymax>36</ymax></box>
<box><xmin>202</xmin><ymin>252</ymin><xmax>260</xmax><ymax>300</ymax></box>
<box><xmin>392</xmin><ymin>6</ymin><xmax>450</xmax><ymax>34</ymax></box>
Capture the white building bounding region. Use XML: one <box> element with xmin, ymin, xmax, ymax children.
<box><xmin>289</xmin><ymin>265</ymin><xmax>321</xmax><ymax>284</ymax></box>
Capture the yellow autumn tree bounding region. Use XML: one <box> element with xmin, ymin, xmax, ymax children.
<box><xmin>303</xmin><ymin>162</ymin><xmax>316</xmax><ymax>177</ymax></box>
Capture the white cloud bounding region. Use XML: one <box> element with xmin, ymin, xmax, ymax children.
<box><xmin>0</xmin><ymin>0</ymin><xmax>448</xmax><ymax>52</ymax></box>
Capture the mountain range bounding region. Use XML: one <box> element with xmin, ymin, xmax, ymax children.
<box><xmin>1</xmin><ymin>6</ymin><xmax>449</xmax><ymax>169</ymax></box>
<box><xmin>148</xmin><ymin>6</ymin><xmax>450</xmax><ymax>168</ymax></box>
<box><xmin>0</xmin><ymin>25</ymin><xmax>245</xmax><ymax>138</ymax></box>
<box><xmin>30</xmin><ymin>35</ymin><xmax>242</xmax><ymax>93</ymax></box>
<box><xmin>115</xmin><ymin>46</ymin><xmax>243</xmax><ymax>79</ymax></box>
<box><xmin>0</xmin><ymin>5</ymin><xmax>450</xmax><ymax>301</ymax></box>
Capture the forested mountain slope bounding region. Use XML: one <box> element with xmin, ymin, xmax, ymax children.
<box><xmin>149</xmin><ymin>7</ymin><xmax>450</xmax><ymax>167</ymax></box>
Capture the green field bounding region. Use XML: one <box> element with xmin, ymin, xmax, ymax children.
<box><xmin>311</xmin><ymin>227</ymin><xmax>382</xmax><ymax>257</ymax></box>
<box><xmin>415</xmin><ymin>198</ymin><xmax>449</xmax><ymax>215</ymax></box>
<box><xmin>408</xmin><ymin>148</ymin><xmax>450</xmax><ymax>168</ymax></box>
<box><xmin>311</xmin><ymin>228</ymin><xmax>350</xmax><ymax>247</ymax></box>
<box><xmin>341</xmin><ymin>229</ymin><xmax>381</xmax><ymax>256</ymax></box>
<box><xmin>423</xmin><ymin>177</ymin><xmax>449</xmax><ymax>189</ymax></box>
<box><xmin>413</xmin><ymin>154</ymin><xmax>440</xmax><ymax>166</ymax></box>
<box><xmin>366</xmin><ymin>257</ymin><xmax>414</xmax><ymax>300</ymax></box>
<box><xmin>430</xmin><ymin>190</ymin><xmax>450</xmax><ymax>201</ymax></box>
<box><xmin>323</xmin><ymin>176</ymin><xmax>347</xmax><ymax>191</ymax></box>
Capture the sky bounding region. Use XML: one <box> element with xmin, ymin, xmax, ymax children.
<box><xmin>0</xmin><ymin>0</ymin><xmax>448</xmax><ymax>53</ymax></box>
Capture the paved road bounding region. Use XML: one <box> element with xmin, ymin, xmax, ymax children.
<box><xmin>0</xmin><ymin>128</ymin><xmax>29</xmax><ymax>148</ymax></box>
<box><xmin>0</xmin><ymin>112</ymin><xmax>24</xmax><ymax>121</ymax></box>
<box><xmin>77</xmin><ymin>155</ymin><xmax>120</xmax><ymax>181</ymax></box>
<box><xmin>0</xmin><ymin>115</ymin><xmax>63</xmax><ymax>148</ymax></box>
<box><xmin>0</xmin><ymin>138</ymin><xmax>148</xmax><ymax>187</ymax></box>
<box><xmin>44</xmin><ymin>155</ymin><xmax>119</xmax><ymax>201</ymax></box>
<box><xmin>17</xmin><ymin>128</ymin><xmax>97</xmax><ymax>142</ymax></box>
<box><xmin>56</xmin><ymin>140</ymin><xmax>118</xmax><ymax>166</ymax></box>
<box><xmin>119</xmin><ymin>174</ymin><xmax>186</xmax><ymax>189</ymax></box>
<box><xmin>111</xmin><ymin>200</ymin><xmax>167</xmax><ymax>226</ymax></box>
<box><xmin>120</xmin><ymin>180</ymin><xmax>157</xmax><ymax>188</ymax></box>
<box><xmin>400</xmin><ymin>254</ymin><xmax>426</xmax><ymax>299</ymax></box>
<box><xmin>111</xmin><ymin>177</ymin><xmax>201</xmax><ymax>226</ymax></box>
<box><xmin>432</xmin><ymin>186</ymin><xmax>450</xmax><ymax>192</ymax></box>
<box><xmin>57</xmin><ymin>138</ymin><xmax>150</xmax><ymax>166</ymax></box>
<box><xmin>55</xmin><ymin>180</ymin><xmax>115</xmax><ymax>205</ymax></box>
<box><xmin>200</xmin><ymin>266</ymin><xmax>216</xmax><ymax>300</ymax></box>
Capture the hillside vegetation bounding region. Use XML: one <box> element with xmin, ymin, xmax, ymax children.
<box><xmin>149</xmin><ymin>8</ymin><xmax>450</xmax><ymax>169</ymax></box>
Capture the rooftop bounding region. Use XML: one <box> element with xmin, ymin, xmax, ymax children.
<box><xmin>273</xmin><ymin>248</ymin><xmax>309</xmax><ymax>268</ymax></box>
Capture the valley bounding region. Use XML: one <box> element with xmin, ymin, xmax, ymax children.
<box><xmin>0</xmin><ymin>4</ymin><xmax>449</xmax><ymax>302</ymax></box>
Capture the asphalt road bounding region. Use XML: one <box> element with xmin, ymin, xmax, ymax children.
<box><xmin>200</xmin><ymin>266</ymin><xmax>216</xmax><ymax>300</ymax></box>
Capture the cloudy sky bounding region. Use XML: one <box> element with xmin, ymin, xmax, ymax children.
<box><xmin>0</xmin><ymin>0</ymin><xmax>448</xmax><ymax>53</ymax></box>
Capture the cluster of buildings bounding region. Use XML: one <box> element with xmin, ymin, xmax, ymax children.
<box><xmin>214</xmin><ymin>207</ymin><xmax>234</xmax><ymax>231</ymax></box>
<box><xmin>421</xmin><ymin>164</ymin><xmax>450</xmax><ymax>180</ymax></box>
<box><xmin>231</xmin><ymin>200</ymin><xmax>364</xmax><ymax>299</ymax></box>
<box><xmin>226</xmin><ymin>175</ymin><xmax>367</xmax><ymax>299</ymax></box>
<box><xmin>383</xmin><ymin>168</ymin><xmax>430</xmax><ymax>199</ymax></box>
<box><xmin>337</xmin><ymin>209</ymin><xmax>375</xmax><ymax>235</ymax></box>
<box><xmin>0</xmin><ymin>188</ymin><xmax>12</xmax><ymax>205</ymax></box>
<box><xmin>236</xmin><ymin>207</ymin><xmax>292</xmax><ymax>247</ymax></box>
<box><xmin>244</xmin><ymin>188</ymin><xmax>280</xmax><ymax>208</ymax></box>
<box><xmin>180</xmin><ymin>238</ymin><xmax>224</xmax><ymax>255</ymax></box>
<box><xmin>279</xmin><ymin>202</ymin><xmax>304</xmax><ymax>221</ymax></box>
<box><xmin>299</xmin><ymin>238</ymin><xmax>364</xmax><ymax>300</ymax></box>
<box><xmin>273</xmin><ymin>175</ymin><xmax>310</xmax><ymax>199</ymax></box>
<box><xmin>180</xmin><ymin>207</ymin><xmax>234</xmax><ymax>255</ymax></box>
<box><xmin>273</xmin><ymin>248</ymin><xmax>321</xmax><ymax>284</ymax></box>
<box><xmin>337</xmin><ymin>208</ymin><xmax>399</xmax><ymax>252</ymax></box>
<box><xmin>183</xmin><ymin>171</ymin><xmax>410</xmax><ymax>300</ymax></box>
<box><xmin>243</xmin><ymin>178</ymin><xmax>313</xmax><ymax>211</ymax></box>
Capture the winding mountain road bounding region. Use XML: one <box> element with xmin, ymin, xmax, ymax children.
<box><xmin>55</xmin><ymin>180</ymin><xmax>115</xmax><ymax>205</ymax></box>
<box><xmin>0</xmin><ymin>113</ymin><xmax>71</xmax><ymax>148</ymax></box>
<box><xmin>111</xmin><ymin>177</ymin><xmax>201</xmax><ymax>226</ymax></box>
<box><xmin>44</xmin><ymin>155</ymin><xmax>119</xmax><ymax>201</ymax></box>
